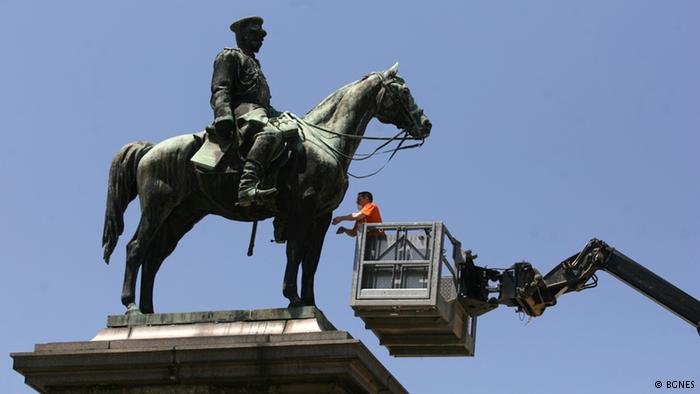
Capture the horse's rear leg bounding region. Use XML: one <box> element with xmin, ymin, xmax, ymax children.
<box><xmin>121</xmin><ymin>230</ymin><xmax>141</xmax><ymax>309</ymax></box>
<box><xmin>121</xmin><ymin>212</ymin><xmax>170</xmax><ymax>310</ymax></box>
<box><xmin>138</xmin><ymin>206</ymin><xmax>204</xmax><ymax>313</ymax></box>
<box><xmin>300</xmin><ymin>213</ymin><xmax>331</xmax><ymax>307</ymax></box>
<box><xmin>120</xmin><ymin>184</ymin><xmax>176</xmax><ymax>311</ymax></box>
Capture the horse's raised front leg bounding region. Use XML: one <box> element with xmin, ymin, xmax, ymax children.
<box><xmin>300</xmin><ymin>212</ymin><xmax>332</xmax><ymax>307</ymax></box>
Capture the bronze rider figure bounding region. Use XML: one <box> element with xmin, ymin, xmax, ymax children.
<box><xmin>210</xmin><ymin>16</ymin><xmax>281</xmax><ymax>206</ymax></box>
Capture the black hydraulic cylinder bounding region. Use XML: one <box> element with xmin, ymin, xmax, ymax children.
<box><xmin>602</xmin><ymin>249</ymin><xmax>700</xmax><ymax>332</ymax></box>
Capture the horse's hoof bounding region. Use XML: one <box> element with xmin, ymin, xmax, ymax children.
<box><xmin>126</xmin><ymin>303</ymin><xmax>143</xmax><ymax>316</ymax></box>
<box><xmin>287</xmin><ymin>298</ymin><xmax>303</xmax><ymax>308</ymax></box>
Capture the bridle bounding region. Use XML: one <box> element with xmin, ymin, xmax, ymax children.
<box><xmin>293</xmin><ymin>72</ymin><xmax>427</xmax><ymax>178</ymax></box>
<box><xmin>375</xmin><ymin>72</ymin><xmax>424</xmax><ymax>136</ymax></box>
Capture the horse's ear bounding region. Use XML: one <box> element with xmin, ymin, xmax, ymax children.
<box><xmin>384</xmin><ymin>62</ymin><xmax>399</xmax><ymax>78</ymax></box>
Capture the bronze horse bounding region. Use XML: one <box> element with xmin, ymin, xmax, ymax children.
<box><xmin>102</xmin><ymin>64</ymin><xmax>432</xmax><ymax>314</ymax></box>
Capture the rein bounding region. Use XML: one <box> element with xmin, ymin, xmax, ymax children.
<box><xmin>348</xmin><ymin>134</ymin><xmax>410</xmax><ymax>179</ymax></box>
<box><xmin>285</xmin><ymin>73</ymin><xmax>425</xmax><ymax>178</ymax></box>
<box><xmin>289</xmin><ymin>113</ymin><xmax>424</xmax><ymax>178</ymax></box>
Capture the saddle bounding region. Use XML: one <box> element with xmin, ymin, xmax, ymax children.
<box><xmin>190</xmin><ymin>113</ymin><xmax>305</xmax><ymax>247</ymax></box>
<box><xmin>191</xmin><ymin>112</ymin><xmax>303</xmax><ymax>175</ymax></box>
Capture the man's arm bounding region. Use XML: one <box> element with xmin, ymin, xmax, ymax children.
<box><xmin>210</xmin><ymin>50</ymin><xmax>237</xmax><ymax>135</ymax></box>
<box><xmin>332</xmin><ymin>209</ymin><xmax>364</xmax><ymax>237</ymax></box>
<box><xmin>332</xmin><ymin>211</ymin><xmax>366</xmax><ymax>225</ymax></box>
<box><xmin>335</xmin><ymin>226</ymin><xmax>358</xmax><ymax>237</ymax></box>
<box><xmin>333</xmin><ymin>210</ymin><xmax>366</xmax><ymax>237</ymax></box>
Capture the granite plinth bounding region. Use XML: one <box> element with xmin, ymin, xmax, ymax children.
<box><xmin>94</xmin><ymin>307</ymin><xmax>336</xmax><ymax>342</ymax></box>
<box><xmin>12</xmin><ymin>307</ymin><xmax>406</xmax><ymax>394</ymax></box>
<box><xmin>105</xmin><ymin>306</ymin><xmax>334</xmax><ymax>328</ymax></box>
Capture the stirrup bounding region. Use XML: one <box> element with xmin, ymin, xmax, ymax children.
<box><xmin>237</xmin><ymin>185</ymin><xmax>278</xmax><ymax>207</ymax></box>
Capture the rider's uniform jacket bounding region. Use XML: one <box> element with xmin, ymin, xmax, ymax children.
<box><xmin>210</xmin><ymin>47</ymin><xmax>273</xmax><ymax>125</ymax></box>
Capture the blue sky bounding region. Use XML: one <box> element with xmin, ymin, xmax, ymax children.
<box><xmin>1</xmin><ymin>1</ymin><xmax>698</xmax><ymax>393</ymax></box>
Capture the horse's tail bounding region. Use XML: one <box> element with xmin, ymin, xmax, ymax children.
<box><xmin>102</xmin><ymin>141</ymin><xmax>154</xmax><ymax>264</ymax></box>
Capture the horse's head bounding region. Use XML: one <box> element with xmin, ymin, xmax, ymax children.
<box><xmin>374</xmin><ymin>63</ymin><xmax>432</xmax><ymax>139</ymax></box>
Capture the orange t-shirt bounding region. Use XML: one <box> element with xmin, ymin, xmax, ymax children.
<box><xmin>353</xmin><ymin>202</ymin><xmax>383</xmax><ymax>235</ymax></box>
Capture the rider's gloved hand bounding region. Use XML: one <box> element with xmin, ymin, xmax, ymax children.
<box><xmin>214</xmin><ymin>116</ymin><xmax>234</xmax><ymax>140</ymax></box>
<box><xmin>269</xmin><ymin>106</ymin><xmax>283</xmax><ymax>118</ymax></box>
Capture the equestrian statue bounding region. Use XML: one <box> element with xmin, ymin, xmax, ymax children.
<box><xmin>101</xmin><ymin>16</ymin><xmax>432</xmax><ymax>314</ymax></box>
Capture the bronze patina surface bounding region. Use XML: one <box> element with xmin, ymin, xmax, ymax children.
<box><xmin>102</xmin><ymin>18</ymin><xmax>431</xmax><ymax>314</ymax></box>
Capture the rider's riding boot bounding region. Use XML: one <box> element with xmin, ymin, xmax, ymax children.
<box><xmin>237</xmin><ymin>133</ymin><xmax>279</xmax><ymax>207</ymax></box>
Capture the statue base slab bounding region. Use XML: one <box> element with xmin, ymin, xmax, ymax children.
<box><xmin>12</xmin><ymin>307</ymin><xmax>406</xmax><ymax>393</ymax></box>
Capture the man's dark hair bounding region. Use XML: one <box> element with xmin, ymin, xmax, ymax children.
<box><xmin>358</xmin><ymin>191</ymin><xmax>373</xmax><ymax>202</ymax></box>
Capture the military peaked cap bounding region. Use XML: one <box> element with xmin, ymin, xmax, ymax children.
<box><xmin>230</xmin><ymin>16</ymin><xmax>266</xmax><ymax>36</ymax></box>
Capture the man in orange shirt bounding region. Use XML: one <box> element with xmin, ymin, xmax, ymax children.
<box><xmin>332</xmin><ymin>191</ymin><xmax>383</xmax><ymax>237</ymax></box>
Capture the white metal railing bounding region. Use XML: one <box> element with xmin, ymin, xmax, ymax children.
<box><xmin>351</xmin><ymin>222</ymin><xmax>463</xmax><ymax>304</ymax></box>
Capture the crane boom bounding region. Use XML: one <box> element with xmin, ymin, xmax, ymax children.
<box><xmin>601</xmin><ymin>246</ymin><xmax>700</xmax><ymax>330</ymax></box>
<box><xmin>457</xmin><ymin>238</ymin><xmax>700</xmax><ymax>334</ymax></box>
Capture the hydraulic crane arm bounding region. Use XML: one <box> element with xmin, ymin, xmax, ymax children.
<box><xmin>458</xmin><ymin>239</ymin><xmax>700</xmax><ymax>334</ymax></box>
<box><xmin>599</xmin><ymin>242</ymin><xmax>700</xmax><ymax>330</ymax></box>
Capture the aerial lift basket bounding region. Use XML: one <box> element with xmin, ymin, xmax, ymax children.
<box><xmin>350</xmin><ymin>222</ymin><xmax>477</xmax><ymax>356</ymax></box>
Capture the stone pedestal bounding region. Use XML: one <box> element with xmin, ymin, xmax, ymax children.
<box><xmin>12</xmin><ymin>307</ymin><xmax>406</xmax><ymax>393</ymax></box>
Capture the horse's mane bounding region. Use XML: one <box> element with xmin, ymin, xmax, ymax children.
<box><xmin>303</xmin><ymin>78</ymin><xmax>361</xmax><ymax>125</ymax></box>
